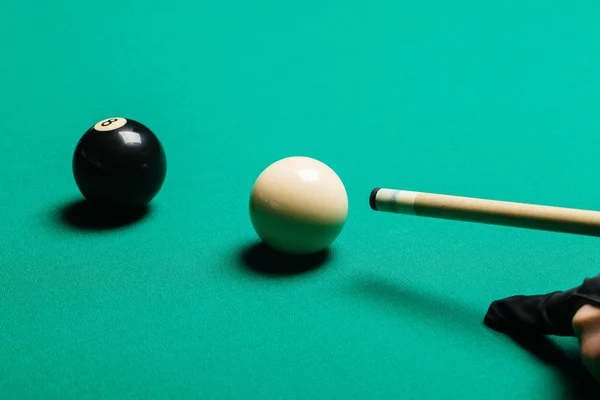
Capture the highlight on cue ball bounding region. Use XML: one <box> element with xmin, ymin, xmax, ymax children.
<box><xmin>249</xmin><ymin>156</ymin><xmax>348</xmax><ymax>255</ymax></box>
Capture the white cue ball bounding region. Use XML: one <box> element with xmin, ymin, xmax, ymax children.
<box><xmin>249</xmin><ymin>156</ymin><xmax>348</xmax><ymax>255</ymax></box>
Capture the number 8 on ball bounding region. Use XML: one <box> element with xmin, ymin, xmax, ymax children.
<box><xmin>93</xmin><ymin>117</ymin><xmax>128</xmax><ymax>132</ymax></box>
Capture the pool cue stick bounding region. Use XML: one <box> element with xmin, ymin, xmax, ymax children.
<box><xmin>369</xmin><ymin>188</ymin><xmax>600</xmax><ymax>237</ymax></box>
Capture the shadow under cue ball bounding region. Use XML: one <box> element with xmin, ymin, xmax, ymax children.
<box><xmin>73</xmin><ymin>117</ymin><xmax>167</xmax><ymax>208</ymax></box>
<box><xmin>249</xmin><ymin>156</ymin><xmax>348</xmax><ymax>255</ymax></box>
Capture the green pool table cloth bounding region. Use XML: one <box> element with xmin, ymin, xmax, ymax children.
<box><xmin>2</xmin><ymin>0</ymin><xmax>600</xmax><ymax>398</ymax></box>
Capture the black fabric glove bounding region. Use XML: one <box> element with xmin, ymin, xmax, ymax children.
<box><xmin>484</xmin><ymin>275</ymin><xmax>600</xmax><ymax>337</ymax></box>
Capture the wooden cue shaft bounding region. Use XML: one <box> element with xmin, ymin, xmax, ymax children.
<box><xmin>370</xmin><ymin>188</ymin><xmax>600</xmax><ymax>237</ymax></box>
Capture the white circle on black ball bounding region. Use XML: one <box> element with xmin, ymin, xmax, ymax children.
<box><xmin>94</xmin><ymin>117</ymin><xmax>127</xmax><ymax>132</ymax></box>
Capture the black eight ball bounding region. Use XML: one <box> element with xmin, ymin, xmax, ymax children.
<box><xmin>73</xmin><ymin>117</ymin><xmax>167</xmax><ymax>208</ymax></box>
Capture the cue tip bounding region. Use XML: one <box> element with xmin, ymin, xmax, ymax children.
<box><xmin>369</xmin><ymin>188</ymin><xmax>381</xmax><ymax>211</ymax></box>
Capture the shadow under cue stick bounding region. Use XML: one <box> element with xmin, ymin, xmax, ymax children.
<box><xmin>369</xmin><ymin>188</ymin><xmax>600</xmax><ymax>237</ymax></box>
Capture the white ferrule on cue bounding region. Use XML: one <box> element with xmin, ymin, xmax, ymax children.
<box><xmin>370</xmin><ymin>188</ymin><xmax>600</xmax><ymax>237</ymax></box>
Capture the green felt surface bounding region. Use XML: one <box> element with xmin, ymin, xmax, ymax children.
<box><xmin>3</xmin><ymin>0</ymin><xmax>600</xmax><ymax>398</ymax></box>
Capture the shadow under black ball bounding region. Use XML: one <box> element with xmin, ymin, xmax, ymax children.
<box><xmin>73</xmin><ymin>117</ymin><xmax>167</xmax><ymax>208</ymax></box>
